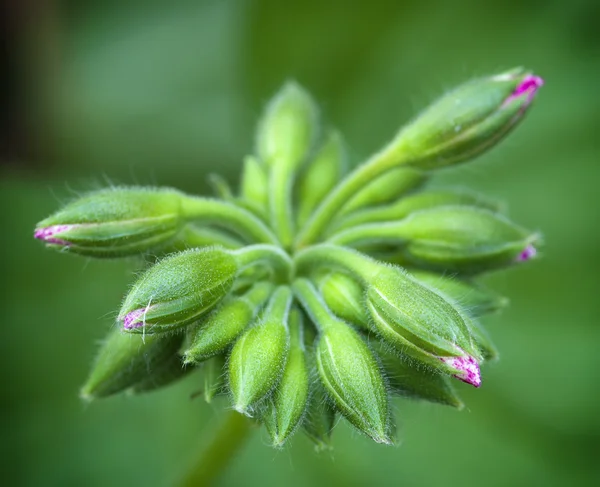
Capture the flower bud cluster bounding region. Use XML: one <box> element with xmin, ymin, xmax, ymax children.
<box><xmin>35</xmin><ymin>69</ymin><xmax>542</xmax><ymax>448</ymax></box>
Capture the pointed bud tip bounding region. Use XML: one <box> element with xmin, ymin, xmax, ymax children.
<box><xmin>504</xmin><ymin>74</ymin><xmax>544</xmax><ymax>106</ymax></box>
<box><xmin>441</xmin><ymin>353</ymin><xmax>482</xmax><ymax>388</ymax></box>
<box><xmin>34</xmin><ymin>225</ymin><xmax>73</xmax><ymax>246</ymax></box>
<box><xmin>517</xmin><ymin>244</ymin><xmax>537</xmax><ymax>262</ymax></box>
<box><xmin>121</xmin><ymin>308</ymin><xmax>148</xmax><ymax>330</ymax></box>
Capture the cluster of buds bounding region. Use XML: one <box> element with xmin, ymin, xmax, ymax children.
<box><xmin>35</xmin><ymin>68</ymin><xmax>542</xmax><ymax>448</ymax></box>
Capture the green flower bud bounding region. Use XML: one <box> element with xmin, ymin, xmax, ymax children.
<box><xmin>119</xmin><ymin>248</ymin><xmax>238</xmax><ymax>333</ymax></box>
<box><xmin>302</xmin><ymin>382</ymin><xmax>336</xmax><ymax>451</ymax></box>
<box><xmin>339</xmin><ymin>167</ymin><xmax>426</xmax><ymax>216</ymax></box>
<box><xmin>257</xmin><ymin>81</ymin><xmax>318</xmax><ymax>170</ymax></box>
<box><xmin>130</xmin><ymin>355</ymin><xmax>193</xmax><ymax>394</ymax></box>
<box><xmin>34</xmin><ymin>187</ymin><xmax>184</xmax><ymax>257</ymax></box>
<box><xmin>366</xmin><ymin>267</ymin><xmax>482</xmax><ymax>387</ymax></box>
<box><xmin>317</xmin><ymin>273</ymin><xmax>369</xmax><ymax>328</ymax></box>
<box><xmin>396</xmin><ymin>206</ymin><xmax>538</xmax><ymax>273</ymax></box>
<box><xmin>202</xmin><ymin>354</ymin><xmax>226</xmax><ymax>403</ymax></box>
<box><xmin>297</xmin><ymin>130</ymin><xmax>346</xmax><ymax>227</ymax></box>
<box><xmin>333</xmin><ymin>188</ymin><xmax>502</xmax><ymax>232</ymax></box>
<box><xmin>184</xmin><ymin>282</ymin><xmax>273</xmax><ymax>363</ymax></box>
<box><xmin>80</xmin><ymin>328</ymin><xmax>182</xmax><ymax>399</ymax></box>
<box><xmin>293</xmin><ymin>279</ymin><xmax>393</xmax><ymax>444</ymax></box>
<box><xmin>263</xmin><ymin>308</ymin><xmax>309</xmax><ymax>447</ymax></box>
<box><xmin>377</xmin><ymin>345</ymin><xmax>463</xmax><ymax>408</ymax></box>
<box><xmin>228</xmin><ymin>286</ymin><xmax>292</xmax><ymax>415</ymax></box>
<box><xmin>410</xmin><ymin>270</ymin><xmax>508</xmax><ymax>318</ymax></box>
<box><xmin>239</xmin><ymin>155</ymin><xmax>269</xmax><ymax>216</ymax></box>
<box><xmin>392</xmin><ymin>68</ymin><xmax>544</xmax><ymax>169</ymax></box>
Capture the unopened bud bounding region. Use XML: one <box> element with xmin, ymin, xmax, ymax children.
<box><xmin>119</xmin><ymin>248</ymin><xmax>238</xmax><ymax>333</ymax></box>
<box><xmin>393</xmin><ymin>68</ymin><xmax>543</xmax><ymax>169</ymax></box>
<box><xmin>366</xmin><ymin>267</ymin><xmax>483</xmax><ymax>387</ymax></box>
<box><xmin>257</xmin><ymin>81</ymin><xmax>318</xmax><ymax>170</ymax></box>
<box><xmin>263</xmin><ymin>308</ymin><xmax>309</xmax><ymax>447</ymax></box>
<box><xmin>80</xmin><ymin>328</ymin><xmax>182</xmax><ymax>399</ymax></box>
<box><xmin>34</xmin><ymin>187</ymin><xmax>183</xmax><ymax>257</ymax></box>
<box><xmin>396</xmin><ymin>206</ymin><xmax>538</xmax><ymax>273</ymax></box>
<box><xmin>239</xmin><ymin>155</ymin><xmax>269</xmax><ymax>216</ymax></box>
<box><xmin>228</xmin><ymin>287</ymin><xmax>291</xmax><ymax>415</ymax></box>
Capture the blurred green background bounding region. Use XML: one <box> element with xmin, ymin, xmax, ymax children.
<box><xmin>2</xmin><ymin>0</ymin><xmax>599</xmax><ymax>485</ymax></box>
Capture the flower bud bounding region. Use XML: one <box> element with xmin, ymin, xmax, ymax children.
<box><xmin>366</xmin><ymin>267</ymin><xmax>482</xmax><ymax>387</ymax></box>
<box><xmin>202</xmin><ymin>355</ymin><xmax>226</xmax><ymax>403</ymax></box>
<box><xmin>34</xmin><ymin>187</ymin><xmax>184</xmax><ymax>257</ymax></box>
<box><xmin>340</xmin><ymin>167</ymin><xmax>426</xmax><ymax>216</ymax></box>
<box><xmin>119</xmin><ymin>248</ymin><xmax>238</xmax><ymax>333</ymax></box>
<box><xmin>410</xmin><ymin>270</ymin><xmax>508</xmax><ymax>317</ymax></box>
<box><xmin>316</xmin><ymin>320</ymin><xmax>393</xmax><ymax>444</ymax></box>
<box><xmin>396</xmin><ymin>206</ymin><xmax>538</xmax><ymax>273</ymax></box>
<box><xmin>263</xmin><ymin>308</ymin><xmax>309</xmax><ymax>447</ymax></box>
<box><xmin>183</xmin><ymin>282</ymin><xmax>273</xmax><ymax>363</ymax></box>
<box><xmin>393</xmin><ymin>68</ymin><xmax>543</xmax><ymax>169</ymax></box>
<box><xmin>317</xmin><ymin>272</ymin><xmax>369</xmax><ymax>328</ymax></box>
<box><xmin>297</xmin><ymin>130</ymin><xmax>346</xmax><ymax>227</ymax></box>
<box><xmin>130</xmin><ymin>355</ymin><xmax>192</xmax><ymax>394</ymax></box>
<box><xmin>228</xmin><ymin>287</ymin><xmax>292</xmax><ymax>415</ymax></box>
<box><xmin>80</xmin><ymin>328</ymin><xmax>182</xmax><ymax>399</ymax></box>
<box><xmin>257</xmin><ymin>81</ymin><xmax>318</xmax><ymax>170</ymax></box>
<box><xmin>377</xmin><ymin>345</ymin><xmax>463</xmax><ymax>408</ymax></box>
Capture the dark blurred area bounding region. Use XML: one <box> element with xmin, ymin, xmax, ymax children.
<box><xmin>1</xmin><ymin>0</ymin><xmax>599</xmax><ymax>486</ymax></box>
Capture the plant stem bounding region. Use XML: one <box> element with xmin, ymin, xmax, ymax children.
<box><xmin>295</xmin><ymin>143</ymin><xmax>409</xmax><ymax>249</ymax></box>
<box><xmin>181</xmin><ymin>196</ymin><xmax>279</xmax><ymax>245</ymax></box>
<box><xmin>179</xmin><ymin>411</ymin><xmax>253</xmax><ymax>487</ymax></box>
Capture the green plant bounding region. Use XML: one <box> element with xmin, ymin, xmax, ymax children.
<box><xmin>34</xmin><ymin>68</ymin><xmax>542</xmax><ymax>480</ymax></box>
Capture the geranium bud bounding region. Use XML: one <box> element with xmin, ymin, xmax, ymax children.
<box><xmin>34</xmin><ymin>187</ymin><xmax>184</xmax><ymax>257</ymax></box>
<box><xmin>184</xmin><ymin>282</ymin><xmax>273</xmax><ymax>363</ymax></box>
<box><xmin>396</xmin><ymin>206</ymin><xmax>538</xmax><ymax>273</ymax></box>
<box><xmin>366</xmin><ymin>267</ymin><xmax>483</xmax><ymax>386</ymax></box>
<box><xmin>297</xmin><ymin>130</ymin><xmax>346</xmax><ymax>227</ymax></box>
<box><xmin>257</xmin><ymin>81</ymin><xmax>318</xmax><ymax>170</ymax></box>
<box><xmin>293</xmin><ymin>278</ymin><xmax>393</xmax><ymax>444</ymax></box>
<box><xmin>263</xmin><ymin>308</ymin><xmax>309</xmax><ymax>447</ymax></box>
<box><xmin>377</xmin><ymin>345</ymin><xmax>463</xmax><ymax>408</ymax></box>
<box><xmin>202</xmin><ymin>355</ymin><xmax>226</xmax><ymax>403</ymax></box>
<box><xmin>228</xmin><ymin>286</ymin><xmax>291</xmax><ymax>415</ymax></box>
<box><xmin>130</xmin><ymin>355</ymin><xmax>192</xmax><ymax>394</ymax></box>
<box><xmin>119</xmin><ymin>248</ymin><xmax>238</xmax><ymax>333</ymax></box>
<box><xmin>239</xmin><ymin>155</ymin><xmax>269</xmax><ymax>217</ymax></box>
<box><xmin>317</xmin><ymin>272</ymin><xmax>369</xmax><ymax>328</ymax></box>
<box><xmin>392</xmin><ymin>67</ymin><xmax>543</xmax><ymax>169</ymax></box>
<box><xmin>80</xmin><ymin>328</ymin><xmax>182</xmax><ymax>399</ymax></box>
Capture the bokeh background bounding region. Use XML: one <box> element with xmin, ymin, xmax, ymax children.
<box><xmin>2</xmin><ymin>0</ymin><xmax>599</xmax><ymax>485</ymax></box>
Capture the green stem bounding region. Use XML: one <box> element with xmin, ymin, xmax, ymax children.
<box><xmin>294</xmin><ymin>244</ymin><xmax>381</xmax><ymax>283</ymax></box>
<box><xmin>181</xmin><ymin>196</ymin><xmax>279</xmax><ymax>245</ymax></box>
<box><xmin>269</xmin><ymin>165</ymin><xmax>295</xmax><ymax>250</ymax></box>
<box><xmin>295</xmin><ymin>142</ymin><xmax>409</xmax><ymax>248</ymax></box>
<box><xmin>233</xmin><ymin>244</ymin><xmax>293</xmax><ymax>283</ymax></box>
<box><xmin>292</xmin><ymin>278</ymin><xmax>334</xmax><ymax>331</ymax></box>
<box><xmin>179</xmin><ymin>411</ymin><xmax>253</xmax><ymax>487</ymax></box>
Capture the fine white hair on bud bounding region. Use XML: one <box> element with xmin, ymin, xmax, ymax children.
<box><xmin>35</xmin><ymin>70</ymin><xmax>542</xmax><ymax>450</ymax></box>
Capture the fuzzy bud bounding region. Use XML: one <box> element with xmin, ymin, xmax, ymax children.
<box><xmin>119</xmin><ymin>248</ymin><xmax>238</xmax><ymax>333</ymax></box>
<box><xmin>317</xmin><ymin>272</ymin><xmax>369</xmax><ymax>328</ymax></box>
<box><xmin>34</xmin><ymin>187</ymin><xmax>183</xmax><ymax>257</ymax></box>
<box><xmin>393</xmin><ymin>68</ymin><xmax>543</xmax><ymax>169</ymax></box>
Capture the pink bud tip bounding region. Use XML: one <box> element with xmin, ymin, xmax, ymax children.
<box><xmin>441</xmin><ymin>354</ymin><xmax>482</xmax><ymax>388</ymax></box>
<box><xmin>34</xmin><ymin>225</ymin><xmax>74</xmax><ymax>246</ymax></box>
<box><xmin>504</xmin><ymin>74</ymin><xmax>544</xmax><ymax>106</ymax></box>
<box><xmin>122</xmin><ymin>308</ymin><xmax>147</xmax><ymax>330</ymax></box>
<box><xmin>517</xmin><ymin>244</ymin><xmax>537</xmax><ymax>262</ymax></box>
